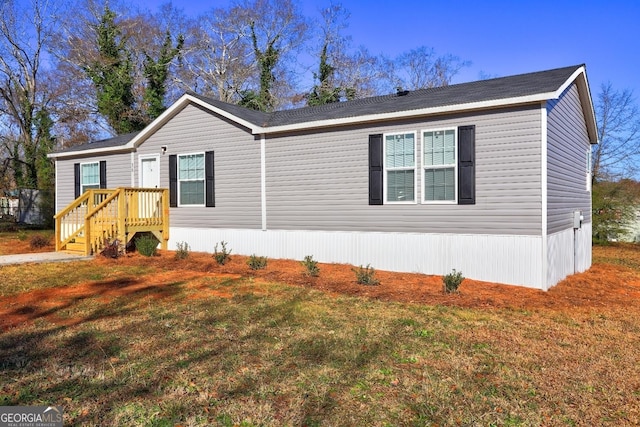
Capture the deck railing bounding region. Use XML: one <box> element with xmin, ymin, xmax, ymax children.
<box><xmin>54</xmin><ymin>188</ymin><xmax>169</xmax><ymax>255</ymax></box>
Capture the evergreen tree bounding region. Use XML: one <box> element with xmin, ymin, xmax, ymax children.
<box><xmin>85</xmin><ymin>7</ymin><xmax>144</xmax><ymax>134</ymax></box>
<box><xmin>143</xmin><ymin>30</ymin><xmax>184</xmax><ymax>120</ymax></box>
<box><xmin>239</xmin><ymin>21</ymin><xmax>280</xmax><ymax>112</ymax></box>
<box><xmin>307</xmin><ymin>42</ymin><xmax>341</xmax><ymax>106</ymax></box>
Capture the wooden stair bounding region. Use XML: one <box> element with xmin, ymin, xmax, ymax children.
<box><xmin>64</xmin><ymin>236</ymin><xmax>87</xmax><ymax>255</ymax></box>
<box><xmin>54</xmin><ymin>188</ymin><xmax>169</xmax><ymax>256</ymax></box>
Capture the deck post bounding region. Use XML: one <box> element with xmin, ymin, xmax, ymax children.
<box><xmin>162</xmin><ymin>188</ymin><xmax>169</xmax><ymax>250</ymax></box>
<box><xmin>118</xmin><ymin>189</ymin><xmax>126</xmax><ymax>246</ymax></box>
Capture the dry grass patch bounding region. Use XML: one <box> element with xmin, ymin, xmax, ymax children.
<box><xmin>0</xmin><ymin>229</ymin><xmax>54</xmax><ymax>255</ymax></box>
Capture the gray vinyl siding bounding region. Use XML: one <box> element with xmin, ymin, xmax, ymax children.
<box><xmin>265</xmin><ymin>105</ymin><xmax>543</xmax><ymax>235</ymax></box>
<box><xmin>55</xmin><ymin>152</ymin><xmax>132</xmax><ymax>212</ymax></box>
<box><xmin>135</xmin><ymin>103</ymin><xmax>262</xmax><ymax>229</ymax></box>
<box><xmin>547</xmin><ymin>83</ymin><xmax>592</xmax><ymax>234</ymax></box>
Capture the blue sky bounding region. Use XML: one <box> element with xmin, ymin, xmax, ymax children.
<box><xmin>147</xmin><ymin>0</ymin><xmax>639</xmax><ymax>100</ymax></box>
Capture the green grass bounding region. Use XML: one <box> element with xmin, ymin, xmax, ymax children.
<box><xmin>1</xmin><ymin>252</ymin><xmax>639</xmax><ymax>425</ymax></box>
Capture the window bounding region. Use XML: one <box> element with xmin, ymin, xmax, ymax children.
<box><xmin>368</xmin><ymin>126</ymin><xmax>475</xmax><ymax>206</ymax></box>
<box><xmin>384</xmin><ymin>132</ymin><xmax>416</xmax><ymax>202</ymax></box>
<box><xmin>81</xmin><ymin>162</ymin><xmax>100</xmax><ymax>194</ymax></box>
<box><xmin>423</xmin><ymin>129</ymin><xmax>456</xmax><ymax>202</ymax></box>
<box><xmin>178</xmin><ymin>153</ymin><xmax>205</xmax><ymax>205</ymax></box>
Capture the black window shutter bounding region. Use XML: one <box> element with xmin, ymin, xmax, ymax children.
<box><xmin>74</xmin><ymin>163</ymin><xmax>80</xmax><ymax>198</ymax></box>
<box><xmin>369</xmin><ymin>134</ymin><xmax>383</xmax><ymax>205</ymax></box>
<box><xmin>205</xmin><ymin>151</ymin><xmax>215</xmax><ymax>207</ymax></box>
<box><xmin>169</xmin><ymin>154</ymin><xmax>177</xmax><ymax>207</ymax></box>
<box><xmin>99</xmin><ymin>160</ymin><xmax>107</xmax><ymax>188</ymax></box>
<box><xmin>458</xmin><ymin>125</ymin><xmax>476</xmax><ymax>205</ymax></box>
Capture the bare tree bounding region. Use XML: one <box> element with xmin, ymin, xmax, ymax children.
<box><xmin>237</xmin><ymin>0</ymin><xmax>309</xmax><ymax>111</ymax></box>
<box><xmin>176</xmin><ymin>7</ymin><xmax>255</xmax><ymax>103</ymax></box>
<box><xmin>303</xmin><ymin>3</ymin><xmax>388</xmax><ymax>102</ymax></box>
<box><xmin>334</xmin><ymin>45</ymin><xmax>387</xmax><ymax>99</ymax></box>
<box><xmin>386</xmin><ymin>46</ymin><xmax>469</xmax><ymax>91</ymax></box>
<box><xmin>592</xmin><ymin>82</ymin><xmax>640</xmax><ymax>181</ymax></box>
<box><xmin>0</xmin><ymin>0</ymin><xmax>57</xmax><ymax>189</ymax></box>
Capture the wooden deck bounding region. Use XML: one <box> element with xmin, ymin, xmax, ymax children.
<box><xmin>54</xmin><ymin>188</ymin><xmax>169</xmax><ymax>255</ymax></box>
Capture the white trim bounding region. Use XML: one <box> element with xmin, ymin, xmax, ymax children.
<box><xmin>138</xmin><ymin>154</ymin><xmax>161</xmax><ymax>188</ymax></box>
<box><xmin>177</xmin><ymin>152</ymin><xmax>206</xmax><ymax>207</ymax></box>
<box><xmin>540</xmin><ymin>102</ymin><xmax>549</xmax><ymax>290</ymax></box>
<box><xmin>260</xmin><ymin>134</ymin><xmax>267</xmax><ymax>230</ymax></box>
<box><xmin>55</xmin><ymin>159</ymin><xmax>59</xmax><ymax>210</ymax></box>
<box><xmin>169</xmin><ymin>227</ymin><xmax>546</xmax><ymax>289</ymax></box>
<box><xmin>383</xmin><ymin>131</ymin><xmax>418</xmax><ymax>204</ymax></box>
<box><xmin>48</xmin><ymin>145</ymin><xmax>133</xmax><ymax>159</ymax></box>
<box><xmin>421</xmin><ymin>127</ymin><xmax>458</xmax><ymax>204</ymax></box>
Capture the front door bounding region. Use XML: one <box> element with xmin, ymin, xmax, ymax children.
<box><xmin>140</xmin><ymin>156</ymin><xmax>160</xmax><ymax>188</ymax></box>
<box><xmin>139</xmin><ymin>156</ymin><xmax>161</xmax><ymax>219</ymax></box>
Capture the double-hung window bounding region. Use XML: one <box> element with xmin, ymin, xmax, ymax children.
<box><xmin>80</xmin><ymin>162</ymin><xmax>100</xmax><ymax>194</ymax></box>
<box><xmin>178</xmin><ymin>153</ymin><xmax>205</xmax><ymax>205</ymax></box>
<box><xmin>384</xmin><ymin>132</ymin><xmax>416</xmax><ymax>202</ymax></box>
<box><xmin>423</xmin><ymin>129</ymin><xmax>456</xmax><ymax>203</ymax></box>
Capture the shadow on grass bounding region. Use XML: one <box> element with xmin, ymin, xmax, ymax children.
<box><xmin>0</xmin><ymin>277</ymin><xmax>186</xmax><ymax>331</ymax></box>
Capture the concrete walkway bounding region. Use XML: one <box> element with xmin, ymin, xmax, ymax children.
<box><xmin>0</xmin><ymin>252</ymin><xmax>93</xmax><ymax>266</ymax></box>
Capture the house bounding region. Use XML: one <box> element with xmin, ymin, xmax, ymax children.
<box><xmin>49</xmin><ymin>64</ymin><xmax>597</xmax><ymax>290</ymax></box>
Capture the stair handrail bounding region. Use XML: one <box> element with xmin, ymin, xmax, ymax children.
<box><xmin>85</xmin><ymin>188</ymin><xmax>122</xmax><ymax>219</ymax></box>
<box><xmin>54</xmin><ymin>189</ymin><xmax>117</xmax><ymax>252</ymax></box>
<box><xmin>85</xmin><ymin>188</ymin><xmax>123</xmax><ymax>255</ymax></box>
<box><xmin>54</xmin><ymin>191</ymin><xmax>90</xmax><ymax>251</ymax></box>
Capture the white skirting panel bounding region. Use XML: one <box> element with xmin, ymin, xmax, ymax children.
<box><xmin>547</xmin><ymin>222</ymin><xmax>592</xmax><ymax>289</ymax></box>
<box><xmin>169</xmin><ymin>228</ymin><xmax>546</xmax><ymax>289</ymax></box>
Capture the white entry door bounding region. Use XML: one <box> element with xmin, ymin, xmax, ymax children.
<box><xmin>139</xmin><ymin>156</ymin><xmax>161</xmax><ymax>218</ymax></box>
<box><xmin>140</xmin><ymin>156</ymin><xmax>160</xmax><ymax>188</ymax></box>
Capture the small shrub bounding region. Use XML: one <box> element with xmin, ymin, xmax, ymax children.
<box><xmin>300</xmin><ymin>255</ymin><xmax>320</xmax><ymax>277</ymax></box>
<box><xmin>29</xmin><ymin>234</ymin><xmax>50</xmax><ymax>249</ymax></box>
<box><xmin>247</xmin><ymin>254</ymin><xmax>268</xmax><ymax>270</ymax></box>
<box><xmin>17</xmin><ymin>230</ymin><xmax>27</xmax><ymax>241</ymax></box>
<box><xmin>353</xmin><ymin>264</ymin><xmax>379</xmax><ymax>286</ymax></box>
<box><xmin>135</xmin><ymin>234</ymin><xmax>159</xmax><ymax>257</ymax></box>
<box><xmin>443</xmin><ymin>269</ymin><xmax>464</xmax><ymax>293</ymax></box>
<box><xmin>213</xmin><ymin>241</ymin><xmax>232</xmax><ymax>265</ymax></box>
<box><xmin>100</xmin><ymin>239</ymin><xmax>123</xmax><ymax>258</ymax></box>
<box><xmin>175</xmin><ymin>241</ymin><xmax>190</xmax><ymax>260</ymax></box>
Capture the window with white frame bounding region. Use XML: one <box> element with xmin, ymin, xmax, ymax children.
<box><xmin>81</xmin><ymin>162</ymin><xmax>100</xmax><ymax>194</ymax></box>
<box><xmin>385</xmin><ymin>132</ymin><xmax>416</xmax><ymax>202</ymax></box>
<box><xmin>178</xmin><ymin>153</ymin><xmax>205</xmax><ymax>205</ymax></box>
<box><xmin>423</xmin><ymin>129</ymin><xmax>456</xmax><ymax>202</ymax></box>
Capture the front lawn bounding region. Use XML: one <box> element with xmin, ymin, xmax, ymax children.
<box><xmin>1</xmin><ymin>242</ymin><xmax>639</xmax><ymax>426</ymax></box>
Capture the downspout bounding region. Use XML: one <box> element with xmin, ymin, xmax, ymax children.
<box><xmin>540</xmin><ymin>102</ymin><xmax>549</xmax><ymax>290</ymax></box>
<box><xmin>261</xmin><ymin>134</ymin><xmax>267</xmax><ymax>231</ymax></box>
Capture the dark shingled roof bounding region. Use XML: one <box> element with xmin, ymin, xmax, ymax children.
<box><xmin>54</xmin><ymin>64</ymin><xmax>584</xmax><ymax>155</ymax></box>
<box><xmin>55</xmin><ymin>132</ymin><xmax>140</xmax><ymax>153</ymax></box>
<box><xmin>195</xmin><ymin>64</ymin><xmax>583</xmax><ymax>128</ymax></box>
